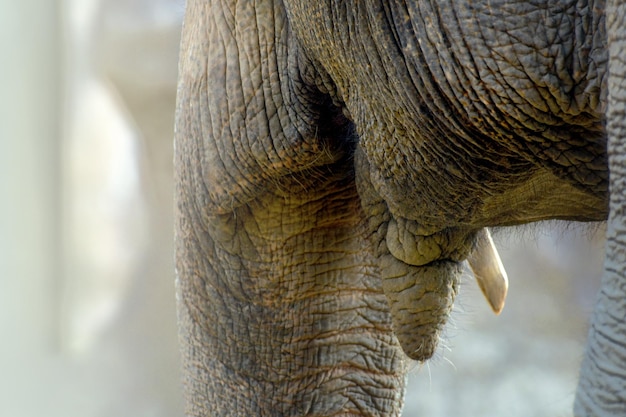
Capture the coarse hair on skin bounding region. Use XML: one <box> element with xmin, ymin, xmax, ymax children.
<box><xmin>490</xmin><ymin>220</ymin><xmax>606</xmax><ymax>249</ymax></box>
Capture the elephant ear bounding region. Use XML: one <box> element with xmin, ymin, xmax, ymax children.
<box><xmin>175</xmin><ymin>0</ymin><xmax>349</xmax><ymax>215</ymax></box>
<box><xmin>467</xmin><ymin>229</ymin><xmax>508</xmax><ymax>314</ymax></box>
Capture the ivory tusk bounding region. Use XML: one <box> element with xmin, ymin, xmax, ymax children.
<box><xmin>467</xmin><ymin>228</ymin><xmax>509</xmax><ymax>315</ymax></box>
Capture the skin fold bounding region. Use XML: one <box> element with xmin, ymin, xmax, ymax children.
<box><xmin>174</xmin><ymin>0</ymin><xmax>624</xmax><ymax>415</ymax></box>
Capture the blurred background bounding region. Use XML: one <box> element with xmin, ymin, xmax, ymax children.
<box><xmin>0</xmin><ymin>1</ymin><xmax>606</xmax><ymax>416</ymax></box>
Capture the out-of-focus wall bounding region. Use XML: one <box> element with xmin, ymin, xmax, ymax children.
<box><xmin>0</xmin><ymin>1</ymin><xmax>606</xmax><ymax>416</ymax></box>
<box><xmin>60</xmin><ymin>0</ymin><xmax>185</xmax><ymax>415</ymax></box>
<box><xmin>2</xmin><ymin>0</ymin><xmax>185</xmax><ymax>416</ymax></box>
<box><xmin>0</xmin><ymin>1</ymin><xmax>65</xmax><ymax>415</ymax></box>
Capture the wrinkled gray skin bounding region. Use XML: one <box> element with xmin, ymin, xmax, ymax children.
<box><xmin>174</xmin><ymin>0</ymin><xmax>626</xmax><ymax>416</ymax></box>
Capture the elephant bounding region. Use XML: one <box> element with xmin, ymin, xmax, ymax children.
<box><xmin>173</xmin><ymin>0</ymin><xmax>626</xmax><ymax>416</ymax></box>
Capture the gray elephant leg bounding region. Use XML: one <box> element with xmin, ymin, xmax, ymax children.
<box><xmin>575</xmin><ymin>1</ymin><xmax>626</xmax><ymax>415</ymax></box>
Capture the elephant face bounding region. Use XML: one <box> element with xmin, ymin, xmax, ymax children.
<box><xmin>175</xmin><ymin>0</ymin><xmax>615</xmax><ymax>415</ymax></box>
<box><xmin>285</xmin><ymin>0</ymin><xmax>608</xmax><ymax>228</ymax></box>
<box><xmin>280</xmin><ymin>0</ymin><xmax>608</xmax><ymax>360</ymax></box>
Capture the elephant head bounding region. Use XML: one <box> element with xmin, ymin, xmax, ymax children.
<box><xmin>280</xmin><ymin>0</ymin><xmax>609</xmax><ymax>364</ymax></box>
<box><xmin>174</xmin><ymin>0</ymin><xmax>623</xmax><ymax>416</ymax></box>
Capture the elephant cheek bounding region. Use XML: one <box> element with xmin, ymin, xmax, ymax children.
<box><xmin>380</xmin><ymin>253</ymin><xmax>461</xmax><ymax>361</ymax></box>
